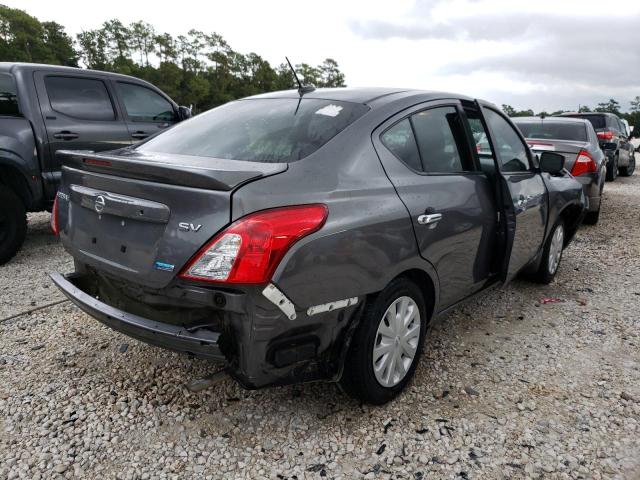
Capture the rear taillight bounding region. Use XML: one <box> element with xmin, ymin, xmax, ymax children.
<box><xmin>571</xmin><ymin>149</ymin><xmax>597</xmax><ymax>176</ymax></box>
<box><xmin>597</xmin><ymin>130</ymin><xmax>614</xmax><ymax>141</ymax></box>
<box><xmin>50</xmin><ymin>195</ymin><xmax>59</xmax><ymax>236</ymax></box>
<box><xmin>179</xmin><ymin>204</ymin><xmax>328</xmax><ymax>284</ymax></box>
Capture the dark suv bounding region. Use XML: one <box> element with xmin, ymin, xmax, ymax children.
<box><xmin>557</xmin><ymin>112</ymin><xmax>635</xmax><ymax>180</ymax></box>
<box><xmin>51</xmin><ymin>88</ymin><xmax>586</xmax><ymax>404</ymax></box>
<box><xmin>0</xmin><ymin>63</ymin><xmax>190</xmax><ymax>264</ymax></box>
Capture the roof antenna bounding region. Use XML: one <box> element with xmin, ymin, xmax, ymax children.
<box><xmin>286</xmin><ymin>57</ymin><xmax>315</xmax><ymax>96</ymax></box>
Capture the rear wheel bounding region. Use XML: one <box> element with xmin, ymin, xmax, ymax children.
<box><xmin>532</xmin><ymin>221</ymin><xmax>565</xmax><ymax>284</ymax></box>
<box><xmin>0</xmin><ymin>186</ymin><xmax>27</xmax><ymax>264</ymax></box>
<box><xmin>619</xmin><ymin>154</ymin><xmax>635</xmax><ymax>176</ymax></box>
<box><xmin>340</xmin><ymin>278</ymin><xmax>428</xmax><ymax>405</ymax></box>
<box><xmin>605</xmin><ymin>155</ymin><xmax>618</xmax><ymax>181</ymax></box>
<box><xmin>583</xmin><ymin>208</ymin><xmax>600</xmax><ymax>225</ymax></box>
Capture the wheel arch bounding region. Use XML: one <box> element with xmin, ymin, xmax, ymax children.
<box><xmin>0</xmin><ymin>162</ymin><xmax>32</xmax><ymax>209</ymax></box>
<box><xmin>557</xmin><ymin>201</ymin><xmax>584</xmax><ymax>246</ymax></box>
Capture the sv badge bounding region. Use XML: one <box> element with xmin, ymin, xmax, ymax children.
<box><xmin>178</xmin><ymin>222</ymin><xmax>202</xmax><ymax>232</ymax></box>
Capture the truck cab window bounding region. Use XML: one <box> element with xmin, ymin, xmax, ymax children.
<box><xmin>0</xmin><ymin>74</ymin><xmax>20</xmax><ymax>116</ymax></box>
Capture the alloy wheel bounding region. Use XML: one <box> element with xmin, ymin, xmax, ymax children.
<box><xmin>548</xmin><ymin>224</ymin><xmax>565</xmax><ymax>275</ymax></box>
<box><xmin>372</xmin><ymin>296</ymin><xmax>421</xmax><ymax>388</ymax></box>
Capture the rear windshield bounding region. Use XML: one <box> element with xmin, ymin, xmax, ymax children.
<box><xmin>565</xmin><ymin>114</ymin><xmax>605</xmax><ymax>130</ymax></box>
<box><xmin>137</xmin><ymin>98</ymin><xmax>369</xmax><ymax>163</ymax></box>
<box><xmin>515</xmin><ymin>121</ymin><xmax>587</xmax><ymax>142</ymax></box>
<box><xmin>0</xmin><ymin>73</ymin><xmax>20</xmax><ymax>116</ymax></box>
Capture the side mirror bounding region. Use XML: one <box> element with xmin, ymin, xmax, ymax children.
<box><xmin>178</xmin><ymin>105</ymin><xmax>192</xmax><ymax>121</ymax></box>
<box><xmin>539</xmin><ymin>151</ymin><xmax>565</xmax><ymax>174</ymax></box>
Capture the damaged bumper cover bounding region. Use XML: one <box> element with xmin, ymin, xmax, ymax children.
<box><xmin>50</xmin><ymin>272</ymin><xmax>226</xmax><ymax>362</ymax></box>
<box><xmin>50</xmin><ymin>271</ymin><xmax>363</xmax><ymax>390</ymax></box>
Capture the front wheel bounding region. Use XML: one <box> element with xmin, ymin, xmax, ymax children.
<box><xmin>340</xmin><ymin>278</ymin><xmax>428</xmax><ymax>405</ymax></box>
<box><xmin>532</xmin><ymin>221</ymin><xmax>565</xmax><ymax>284</ymax></box>
<box><xmin>619</xmin><ymin>154</ymin><xmax>635</xmax><ymax>177</ymax></box>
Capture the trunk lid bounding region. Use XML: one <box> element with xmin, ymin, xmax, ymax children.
<box><xmin>525</xmin><ymin>138</ymin><xmax>589</xmax><ymax>173</ymax></box>
<box><xmin>57</xmin><ymin>149</ymin><xmax>287</xmax><ymax>288</ymax></box>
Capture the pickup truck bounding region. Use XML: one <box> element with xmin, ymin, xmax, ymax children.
<box><xmin>0</xmin><ymin>62</ymin><xmax>191</xmax><ymax>264</ymax></box>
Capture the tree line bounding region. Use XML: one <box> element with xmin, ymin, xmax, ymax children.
<box><xmin>502</xmin><ymin>98</ymin><xmax>640</xmax><ymax>135</ymax></box>
<box><xmin>0</xmin><ymin>4</ymin><xmax>346</xmax><ymax>112</ymax></box>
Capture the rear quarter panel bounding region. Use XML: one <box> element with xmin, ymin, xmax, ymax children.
<box><xmin>231</xmin><ymin>119</ymin><xmax>439</xmax><ymax>311</ymax></box>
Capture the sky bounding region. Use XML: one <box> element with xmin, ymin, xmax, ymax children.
<box><xmin>8</xmin><ymin>0</ymin><xmax>640</xmax><ymax>112</ymax></box>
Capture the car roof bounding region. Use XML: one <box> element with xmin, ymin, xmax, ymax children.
<box><xmin>0</xmin><ymin>62</ymin><xmax>150</xmax><ymax>83</ymax></box>
<box><xmin>558</xmin><ymin>111</ymin><xmax>616</xmax><ymax>118</ymax></box>
<box><xmin>245</xmin><ymin>87</ymin><xmax>475</xmax><ymax>108</ymax></box>
<box><xmin>512</xmin><ymin>116</ymin><xmax>589</xmax><ymax>124</ymax></box>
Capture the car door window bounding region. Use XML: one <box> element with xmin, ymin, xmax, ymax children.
<box><xmin>117</xmin><ymin>82</ymin><xmax>176</xmax><ymax>122</ymax></box>
<box><xmin>410</xmin><ymin>106</ymin><xmax>468</xmax><ymax>173</ymax></box>
<box><xmin>484</xmin><ymin>109</ymin><xmax>531</xmax><ymax>172</ymax></box>
<box><xmin>44</xmin><ymin>76</ymin><xmax>115</xmax><ymax>121</ymax></box>
<box><xmin>381</xmin><ymin>118</ymin><xmax>422</xmax><ymax>171</ymax></box>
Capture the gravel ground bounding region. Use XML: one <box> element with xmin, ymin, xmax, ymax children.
<box><xmin>1</xmin><ymin>169</ymin><xmax>640</xmax><ymax>479</ymax></box>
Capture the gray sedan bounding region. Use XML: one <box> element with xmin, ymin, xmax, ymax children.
<box><xmin>51</xmin><ymin>88</ymin><xmax>586</xmax><ymax>404</ymax></box>
<box><xmin>513</xmin><ymin>116</ymin><xmax>606</xmax><ymax>224</ymax></box>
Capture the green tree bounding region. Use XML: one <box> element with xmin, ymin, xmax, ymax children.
<box><xmin>296</xmin><ymin>63</ymin><xmax>321</xmax><ymax>86</ymax></box>
<box><xmin>0</xmin><ymin>5</ymin><xmax>77</xmax><ymax>65</ymax></box>
<box><xmin>41</xmin><ymin>21</ymin><xmax>77</xmax><ymax>66</ymax></box>
<box><xmin>103</xmin><ymin>19</ymin><xmax>130</xmax><ymax>62</ymax></box>
<box><xmin>318</xmin><ymin>58</ymin><xmax>346</xmax><ymax>87</ymax></box>
<box><xmin>502</xmin><ymin>104</ymin><xmax>516</xmax><ymax>116</ymax></box>
<box><xmin>129</xmin><ymin>21</ymin><xmax>155</xmax><ymax>66</ymax></box>
<box><xmin>76</xmin><ymin>29</ymin><xmax>109</xmax><ymax>69</ymax></box>
<box><xmin>594</xmin><ymin>98</ymin><xmax>621</xmax><ymax>115</ymax></box>
<box><xmin>0</xmin><ymin>9</ymin><xmax>348</xmax><ymax>113</ymax></box>
<box><xmin>578</xmin><ymin>105</ymin><xmax>592</xmax><ymax>113</ymax></box>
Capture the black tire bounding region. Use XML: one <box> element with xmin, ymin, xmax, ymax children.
<box><xmin>0</xmin><ymin>186</ymin><xmax>27</xmax><ymax>265</ymax></box>
<box><xmin>532</xmin><ymin>220</ymin><xmax>565</xmax><ymax>284</ymax></box>
<box><xmin>340</xmin><ymin>277</ymin><xmax>428</xmax><ymax>405</ymax></box>
<box><xmin>583</xmin><ymin>208</ymin><xmax>600</xmax><ymax>225</ymax></box>
<box><xmin>605</xmin><ymin>155</ymin><xmax>618</xmax><ymax>181</ymax></box>
<box><xmin>619</xmin><ymin>154</ymin><xmax>635</xmax><ymax>177</ymax></box>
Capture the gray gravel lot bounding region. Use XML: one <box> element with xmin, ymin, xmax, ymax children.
<box><xmin>1</xmin><ymin>169</ymin><xmax>640</xmax><ymax>479</ymax></box>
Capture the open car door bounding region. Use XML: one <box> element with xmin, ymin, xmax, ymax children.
<box><xmin>471</xmin><ymin>101</ymin><xmax>548</xmax><ymax>283</ymax></box>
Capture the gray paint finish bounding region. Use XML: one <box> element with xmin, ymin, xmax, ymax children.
<box><xmin>52</xmin><ymin>88</ymin><xmax>587</xmax><ymax>390</ymax></box>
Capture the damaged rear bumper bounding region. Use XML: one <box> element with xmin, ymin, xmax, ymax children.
<box><xmin>50</xmin><ymin>272</ymin><xmax>226</xmax><ymax>362</ymax></box>
<box><xmin>50</xmin><ymin>271</ymin><xmax>362</xmax><ymax>390</ymax></box>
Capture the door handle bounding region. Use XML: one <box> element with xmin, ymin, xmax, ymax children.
<box><xmin>131</xmin><ymin>131</ymin><xmax>148</xmax><ymax>139</ymax></box>
<box><xmin>417</xmin><ymin>213</ymin><xmax>442</xmax><ymax>227</ymax></box>
<box><xmin>53</xmin><ymin>131</ymin><xmax>79</xmax><ymax>140</ymax></box>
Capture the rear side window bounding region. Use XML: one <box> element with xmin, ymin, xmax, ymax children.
<box><xmin>117</xmin><ymin>82</ymin><xmax>176</xmax><ymax>122</ymax></box>
<box><xmin>44</xmin><ymin>76</ymin><xmax>115</xmax><ymax>121</ymax></box>
<box><xmin>0</xmin><ymin>73</ymin><xmax>20</xmax><ymax>116</ymax></box>
<box><xmin>411</xmin><ymin>107</ymin><xmax>466</xmax><ymax>173</ymax></box>
<box><xmin>515</xmin><ymin>121</ymin><xmax>587</xmax><ymax>142</ymax></box>
<box><xmin>138</xmin><ymin>98</ymin><xmax>369</xmax><ymax>163</ymax></box>
<box><xmin>382</xmin><ymin>106</ymin><xmax>468</xmax><ymax>173</ymax></box>
<box><xmin>381</xmin><ymin>119</ymin><xmax>421</xmax><ymax>171</ymax></box>
<box><xmin>484</xmin><ymin>109</ymin><xmax>531</xmax><ymax>172</ymax></box>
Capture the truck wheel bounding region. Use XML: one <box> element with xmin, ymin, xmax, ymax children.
<box><xmin>340</xmin><ymin>277</ymin><xmax>428</xmax><ymax>405</ymax></box>
<box><xmin>0</xmin><ymin>186</ymin><xmax>27</xmax><ymax>264</ymax></box>
<box><xmin>619</xmin><ymin>154</ymin><xmax>635</xmax><ymax>177</ymax></box>
<box><xmin>532</xmin><ymin>220</ymin><xmax>565</xmax><ymax>284</ymax></box>
<box><xmin>605</xmin><ymin>155</ymin><xmax>618</xmax><ymax>181</ymax></box>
